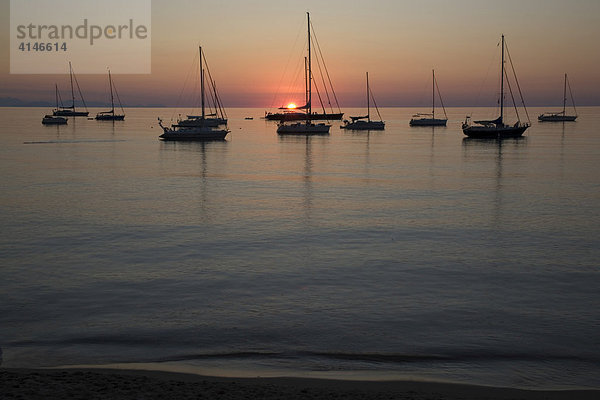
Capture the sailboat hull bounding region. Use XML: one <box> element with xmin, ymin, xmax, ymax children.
<box><xmin>277</xmin><ymin>122</ymin><xmax>330</xmax><ymax>134</ymax></box>
<box><xmin>340</xmin><ymin>120</ymin><xmax>385</xmax><ymax>130</ymax></box>
<box><xmin>160</xmin><ymin>128</ymin><xmax>229</xmax><ymax>141</ymax></box>
<box><xmin>176</xmin><ymin>117</ymin><xmax>227</xmax><ymax>127</ymax></box>
<box><xmin>462</xmin><ymin>124</ymin><xmax>529</xmax><ymax>139</ymax></box>
<box><xmin>266</xmin><ymin>112</ymin><xmax>343</xmax><ymax>121</ymax></box>
<box><xmin>95</xmin><ymin>114</ymin><xmax>125</xmax><ymax>121</ymax></box>
<box><xmin>409</xmin><ymin>118</ymin><xmax>447</xmax><ymax>126</ymax></box>
<box><xmin>42</xmin><ymin>116</ymin><xmax>68</xmax><ymax>125</ymax></box>
<box><xmin>538</xmin><ymin>114</ymin><xmax>577</xmax><ymax>122</ymax></box>
<box><xmin>53</xmin><ymin>110</ymin><xmax>89</xmax><ymax>117</ymax></box>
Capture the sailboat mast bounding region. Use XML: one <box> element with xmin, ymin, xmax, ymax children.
<box><xmin>109</xmin><ymin>69</ymin><xmax>115</xmax><ymax>113</ymax></box>
<box><xmin>307</xmin><ymin>12</ymin><xmax>311</xmax><ymax>118</ymax></box>
<box><xmin>55</xmin><ymin>84</ymin><xmax>59</xmax><ymax>109</ymax></box>
<box><xmin>200</xmin><ymin>46</ymin><xmax>205</xmax><ymax>119</ymax></box>
<box><xmin>563</xmin><ymin>73</ymin><xmax>567</xmax><ymax>115</ymax></box>
<box><xmin>500</xmin><ymin>35</ymin><xmax>505</xmax><ymax>125</ymax></box>
<box><xmin>432</xmin><ymin>69</ymin><xmax>435</xmax><ymax>120</ymax></box>
<box><xmin>304</xmin><ymin>57</ymin><xmax>308</xmax><ymax>107</ymax></box>
<box><xmin>366</xmin><ymin>72</ymin><xmax>370</xmax><ymax>121</ymax></box>
<box><xmin>69</xmin><ymin>61</ymin><xmax>75</xmax><ymax>110</ymax></box>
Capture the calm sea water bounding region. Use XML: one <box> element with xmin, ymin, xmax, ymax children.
<box><xmin>1</xmin><ymin>107</ymin><xmax>599</xmax><ymax>389</ymax></box>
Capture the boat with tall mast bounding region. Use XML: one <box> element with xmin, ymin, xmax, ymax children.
<box><xmin>341</xmin><ymin>72</ymin><xmax>385</xmax><ymax>130</ymax></box>
<box><xmin>95</xmin><ymin>69</ymin><xmax>125</xmax><ymax>121</ymax></box>
<box><xmin>53</xmin><ymin>62</ymin><xmax>89</xmax><ymax>117</ymax></box>
<box><xmin>277</xmin><ymin>13</ymin><xmax>331</xmax><ymax>135</ymax></box>
<box><xmin>462</xmin><ymin>35</ymin><xmax>530</xmax><ymax>139</ymax></box>
<box><xmin>159</xmin><ymin>47</ymin><xmax>229</xmax><ymax>141</ymax></box>
<box><xmin>410</xmin><ymin>69</ymin><xmax>447</xmax><ymax>126</ymax></box>
<box><xmin>538</xmin><ymin>74</ymin><xmax>578</xmax><ymax>122</ymax></box>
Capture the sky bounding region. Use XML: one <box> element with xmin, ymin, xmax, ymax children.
<box><xmin>1</xmin><ymin>0</ymin><xmax>599</xmax><ymax>107</ymax></box>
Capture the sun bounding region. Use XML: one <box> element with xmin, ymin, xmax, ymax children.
<box><xmin>287</xmin><ymin>103</ymin><xmax>297</xmax><ymax>109</ymax></box>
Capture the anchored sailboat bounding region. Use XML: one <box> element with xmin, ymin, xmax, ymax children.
<box><xmin>538</xmin><ymin>74</ymin><xmax>578</xmax><ymax>122</ymax></box>
<box><xmin>462</xmin><ymin>35</ymin><xmax>530</xmax><ymax>139</ymax></box>
<box><xmin>42</xmin><ymin>84</ymin><xmax>68</xmax><ymax>125</ymax></box>
<box><xmin>53</xmin><ymin>62</ymin><xmax>89</xmax><ymax>117</ymax></box>
<box><xmin>410</xmin><ymin>69</ymin><xmax>447</xmax><ymax>127</ymax></box>
<box><xmin>341</xmin><ymin>72</ymin><xmax>385</xmax><ymax>130</ymax></box>
<box><xmin>159</xmin><ymin>46</ymin><xmax>229</xmax><ymax>141</ymax></box>
<box><xmin>96</xmin><ymin>69</ymin><xmax>125</xmax><ymax>121</ymax></box>
<box><xmin>277</xmin><ymin>13</ymin><xmax>331</xmax><ymax>135</ymax></box>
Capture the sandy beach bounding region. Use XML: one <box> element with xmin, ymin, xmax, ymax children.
<box><xmin>1</xmin><ymin>368</ymin><xmax>598</xmax><ymax>400</ymax></box>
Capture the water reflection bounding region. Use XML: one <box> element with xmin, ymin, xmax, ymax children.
<box><xmin>158</xmin><ymin>140</ymin><xmax>229</xmax><ymax>222</ymax></box>
<box><xmin>278</xmin><ymin>135</ymin><xmax>329</xmax><ymax>222</ymax></box>
<box><xmin>462</xmin><ymin>137</ymin><xmax>528</xmax><ymax>226</ymax></box>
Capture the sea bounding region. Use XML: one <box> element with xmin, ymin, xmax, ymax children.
<box><xmin>1</xmin><ymin>106</ymin><xmax>599</xmax><ymax>390</ymax></box>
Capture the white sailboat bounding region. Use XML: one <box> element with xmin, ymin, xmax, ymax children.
<box><xmin>159</xmin><ymin>47</ymin><xmax>229</xmax><ymax>141</ymax></box>
<box><xmin>462</xmin><ymin>35</ymin><xmax>530</xmax><ymax>139</ymax></box>
<box><xmin>538</xmin><ymin>74</ymin><xmax>578</xmax><ymax>122</ymax></box>
<box><xmin>341</xmin><ymin>72</ymin><xmax>385</xmax><ymax>130</ymax></box>
<box><xmin>95</xmin><ymin>69</ymin><xmax>125</xmax><ymax>121</ymax></box>
<box><xmin>410</xmin><ymin>69</ymin><xmax>447</xmax><ymax>127</ymax></box>
<box><xmin>277</xmin><ymin>13</ymin><xmax>331</xmax><ymax>135</ymax></box>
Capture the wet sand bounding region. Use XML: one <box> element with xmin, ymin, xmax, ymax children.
<box><xmin>1</xmin><ymin>368</ymin><xmax>598</xmax><ymax>399</ymax></box>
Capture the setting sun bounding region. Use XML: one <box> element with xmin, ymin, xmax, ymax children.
<box><xmin>287</xmin><ymin>103</ymin><xmax>297</xmax><ymax>109</ymax></box>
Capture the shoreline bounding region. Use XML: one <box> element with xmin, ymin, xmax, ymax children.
<box><xmin>2</xmin><ymin>367</ymin><xmax>598</xmax><ymax>400</ymax></box>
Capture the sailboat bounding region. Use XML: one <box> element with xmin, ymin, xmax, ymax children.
<box><xmin>462</xmin><ymin>35</ymin><xmax>530</xmax><ymax>139</ymax></box>
<box><xmin>159</xmin><ymin>47</ymin><xmax>229</xmax><ymax>141</ymax></box>
<box><xmin>410</xmin><ymin>69</ymin><xmax>447</xmax><ymax>126</ymax></box>
<box><xmin>277</xmin><ymin>13</ymin><xmax>331</xmax><ymax>135</ymax></box>
<box><xmin>53</xmin><ymin>62</ymin><xmax>89</xmax><ymax>117</ymax></box>
<box><xmin>341</xmin><ymin>72</ymin><xmax>385</xmax><ymax>130</ymax></box>
<box><xmin>96</xmin><ymin>69</ymin><xmax>125</xmax><ymax>121</ymax></box>
<box><xmin>42</xmin><ymin>84</ymin><xmax>68</xmax><ymax>125</ymax></box>
<box><xmin>174</xmin><ymin>47</ymin><xmax>227</xmax><ymax>128</ymax></box>
<box><xmin>538</xmin><ymin>74</ymin><xmax>578</xmax><ymax>122</ymax></box>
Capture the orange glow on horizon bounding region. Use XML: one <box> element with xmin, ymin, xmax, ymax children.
<box><xmin>287</xmin><ymin>103</ymin><xmax>297</xmax><ymax>109</ymax></box>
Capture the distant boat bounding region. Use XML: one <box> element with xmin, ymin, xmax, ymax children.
<box><xmin>341</xmin><ymin>72</ymin><xmax>385</xmax><ymax>130</ymax></box>
<box><xmin>538</xmin><ymin>74</ymin><xmax>578</xmax><ymax>122</ymax></box>
<box><xmin>159</xmin><ymin>47</ymin><xmax>229</xmax><ymax>141</ymax></box>
<box><xmin>410</xmin><ymin>69</ymin><xmax>448</xmax><ymax>127</ymax></box>
<box><xmin>53</xmin><ymin>62</ymin><xmax>89</xmax><ymax>117</ymax></box>
<box><xmin>277</xmin><ymin>13</ymin><xmax>331</xmax><ymax>135</ymax></box>
<box><xmin>96</xmin><ymin>69</ymin><xmax>125</xmax><ymax>121</ymax></box>
<box><xmin>462</xmin><ymin>35</ymin><xmax>530</xmax><ymax>139</ymax></box>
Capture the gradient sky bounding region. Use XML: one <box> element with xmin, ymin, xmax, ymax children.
<box><xmin>1</xmin><ymin>0</ymin><xmax>599</xmax><ymax>107</ymax></box>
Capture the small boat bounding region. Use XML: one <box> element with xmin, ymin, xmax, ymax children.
<box><xmin>410</xmin><ymin>69</ymin><xmax>448</xmax><ymax>126</ymax></box>
<box><xmin>245</xmin><ymin>117</ymin><xmax>254</xmax><ymax>120</ymax></box>
<box><xmin>158</xmin><ymin>47</ymin><xmax>229</xmax><ymax>141</ymax></box>
<box><xmin>462</xmin><ymin>35</ymin><xmax>530</xmax><ymax>139</ymax></box>
<box><xmin>341</xmin><ymin>72</ymin><xmax>385</xmax><ymax>130</ymax></box>
<box><xmin>538</xmin><ymin>74</ymin><xmax>578</xmax><ymax>122</ymax></box>
<box><xmin>42</xmin><ymin>115</ymin><xmax>67</xmax><ymax>125</ymax></box>
<box><xmin>96</xmin><ymin>69</ymin><xmax>125</xmax><ymax>121</ymax></box>
<box><xmin>53</xmin><ymin>62</ymin><xmax>89</xmax><ymax>117</ymax></box>
<box><xmin>277</xmin><ymin>13</ymin><xmax>332</xmax><ymax>135</ymax></box>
